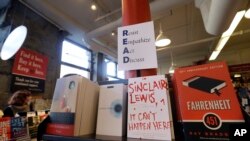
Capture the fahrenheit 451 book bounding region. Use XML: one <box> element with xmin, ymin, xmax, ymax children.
<box><xmin>173</xmin><ymin>61</ymin><xmax>244</xmax><ymax>141</ymax></box>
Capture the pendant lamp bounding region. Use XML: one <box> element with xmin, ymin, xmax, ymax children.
<box><xmin>0</xmin><ymin>2</ymin><xmax>28</xmax><ymax>60</ymax></box>
<box><xmin>169</xmin><ymin>46</ymin><xmax>176</xmax><ymax>74</ymax></box>
<box><xmin>245</xmin><ymin>8</ymin><xmax>250</xmax><ymax>19</ymax></box>
<box><xmin>155</xmin><ymin>23</ymin><xmax>171</xmax><ymax>47</ymax></box>
<box><xmin>0</xmin><ymin>25</ymin><xmax>27</xmax><ymax>60</ymax></box>
<box><xmin>91</xmin><ymin>0</ymin><xmax>97</xmax><ymax>11</ymax></box>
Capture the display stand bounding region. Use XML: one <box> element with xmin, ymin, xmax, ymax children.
<box><xmin>38</xmin><ymin>116</ymin><xmax>166</xmax><ymax>141</ymax></box>
<box><xmin>37</xmin><ymin>115</ymin><xmax>51</xmax><ymax>141</ymax></box>
<box><xmin>42</xmin><ymin>134</ymin><xmax>168</xmax><ymax>141</ymax></box>
<box><xmin>37</xmin><ymin>76</ymin><xmax>249</xmax><ymax>141</ymax></box>
<box><xmin>37</xmin><ymin>79</ymin><xmax>177</xmax><ymax>141</ymax></box>
<box><xmin>42</xmin><ymin>134</ymin><xmax>95</xmax><ymax>141</ymax></box>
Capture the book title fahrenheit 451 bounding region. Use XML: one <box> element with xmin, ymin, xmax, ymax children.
<box><xmin>172</xmin><ymin>61</ymin><xmax>244</xmax><ymax>141</ymax></box>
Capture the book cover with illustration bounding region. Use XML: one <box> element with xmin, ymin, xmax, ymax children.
<box><xmin>182</xmin><ymin>76</ymin><xmax>226</xmax><ymax>95</ymax></box>
<box><xmin>47</xmin><ymin>75</ymin><xmax>99</xmax><ymax>136</ymax></box>
<box><xmin>172</xmin><ymin>61</ymin><xmax>244</xmax><ymax>140</ymax></box>
<box><xmin>127</xmin><ymin>75</ymin><xmax>173</xmax><ymax>140</ymax></box>
<box><xmin>0</xmin><ymin>117</ymin><xmax>30</xmax><ymax>141</ymax></box>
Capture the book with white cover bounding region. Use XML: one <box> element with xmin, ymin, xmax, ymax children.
<box><xmin>96</xmin><ymin>83</ymin><xmax>127</xmax><ymax>137</ymax></box>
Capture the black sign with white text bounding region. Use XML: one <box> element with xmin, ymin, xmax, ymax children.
<box><xmin>11</xmin><ymin>74</ymin><xmax>45</xmax><ymax>92</ymax></box>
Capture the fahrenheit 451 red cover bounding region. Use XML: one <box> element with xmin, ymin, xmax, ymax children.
<box><xmin>173</xmin><ymin>61</ymin><xmax>244</xmax><ymax>141</ymax></box>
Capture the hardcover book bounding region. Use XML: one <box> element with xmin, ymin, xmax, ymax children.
<box><xmin>0</xmin><ymin>117</ymin><xmax>30</xmax><ymax>141</ymax></box>
<box><xmin>173</xmin><ymin>61</ymin><xmax>244</xmax><ymax>141</ymax></box>
<box><xmin>46</xmin><ymin>75</ymin><xmax>99</xmax><ymax>136</ymax></box>
<box><xmin>96</xmin><ymin>82</ymin><xmax>127</xmax><ymax>137</ymax></box>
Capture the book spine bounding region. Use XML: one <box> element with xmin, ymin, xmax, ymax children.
<box><xmin>0</xmin><ymin>117</ymin><xmax>11</xmax><ymax>140</ymax></box>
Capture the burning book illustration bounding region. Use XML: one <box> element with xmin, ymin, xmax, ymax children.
<box><xmin>182</xmin><ymin>76</ymin><xmax>226</xmax><ymax>95</ymax></box>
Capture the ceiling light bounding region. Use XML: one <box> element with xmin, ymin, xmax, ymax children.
<box><xmin>234</xmin><ymin>74</ymin><xmax>241</xmax><ymax>78</ymax></box>
<box><xmin>111</xmin><ymin>31</ymin><xmax>115</xmax><ymax>36</ymax></box>
<box><xmin>168</xmin><ymin>46</ymin><xmax>176</xmax><ymax>74</ymax></box>
<box><xmin>169</xmin><ymin>64</ymin><xmax>176</xmax><ymax>74</ymax></box>
<box><xmin>209</xmin><ymin>50</ymin><xmax>221</xmax><ymax>61</ymax></box>
<box><xmin>245</xmin><ymin>8</ymin><xmax>250</xmax><ymax>19</ymax></box>
<box><xmin>155</xmin><ymin>23</ymin><xmax>171</xmax><ymax>47</ymax></box>
<box><xmin>91</xmin><ymin>3</ymin><xmax>97</xmax><ymax>11</ymax></box>
<box><xmin>1</xmin><ymin>25</ymin><xmax>27</xmax><ymax>60</ymax></box>
<box><xmin>209</xmin><ymin>10</ymin><xmax>245</xmax><ymax>61</ymax></box>
<box><xmin>155</xmin><ymin>34</ymin><xmax>171</xmax><ymax>47</ymax></box>
<box><xmin>222</xmin><ymin>10</ymin><xmax>246</xmax><ymax>38</ymax></box>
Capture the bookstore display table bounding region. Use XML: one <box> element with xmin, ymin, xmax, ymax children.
<box><xmin>43</xmin><ymin>134</ymin><xmax>95</xmax><ymax>141</ymax></box>
<box><xmin>42</xmin><ymin>134</ymin><xmax>168</xmax><ymax>141</ymax></box>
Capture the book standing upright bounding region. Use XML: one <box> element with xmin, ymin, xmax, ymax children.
<box><xmin>46</xmin><ymin>75</ymin><xmax>99</xmax><ymax>136</ymax></box>
<box><xmin>96</xmin><ymin>82</ymin><xmax>127</xmax><ymax>137</ymax></box>
<box><xmin>172</xmin><ymin>61</ymin><xmax>245</xmax><ymax>140</ymax></box>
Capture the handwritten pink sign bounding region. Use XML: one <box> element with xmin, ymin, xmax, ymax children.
<box><xmin>127</xmin><ymin>75</ymin><xmax>172</xmax><ymax>140</ymax></box>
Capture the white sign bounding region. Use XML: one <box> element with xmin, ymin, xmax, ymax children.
<box><xmin>118</xmin><ymin>21</ymin><xmax>158</xmax><ymax>71</ymax></box>
<box><xmin>127</xmin><ymin>75</ymin><xmax>172</xmax><ymax>140</ymax></box>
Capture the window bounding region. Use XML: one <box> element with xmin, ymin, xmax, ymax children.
<box><xmin>60</xmin><ymin>40</ymin><xmax>92</xmax><ymax>79</ymax></box>
<box><xmin>117</xmin><ymin>68</ymin><xmax>125</xmax><ymax>79</ymax></box>
<box><xmin>105</xmin><ymin>58</ymin><xmax>125</xmax><ymax>80</ymax></box>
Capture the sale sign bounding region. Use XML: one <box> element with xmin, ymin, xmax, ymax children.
<box><xmin>127</xmin><ymin>75</ymin><xmax>172</xmax><ymax>140</ymax></box>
